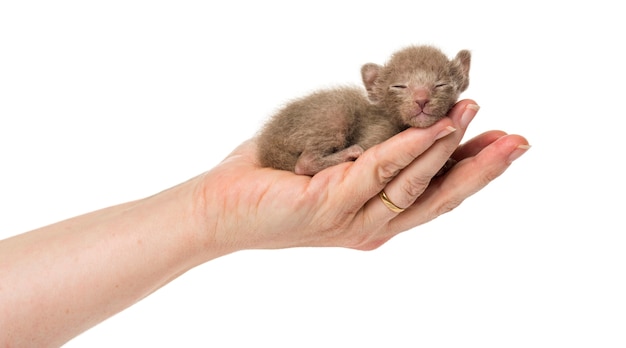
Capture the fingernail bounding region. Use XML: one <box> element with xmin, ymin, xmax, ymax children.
<box><xmin>508</xmin><ymin>144</ymin><xmax>531</xmax><ymax>163</ymax></box>
<box><xmin>460</xmin><ymin>104</ymin><xmax>480</xmax><ymax>129</ymax></box>
<box><xmin>435</xmin><ymin>126</ymin><xmax>457</xmax><ymax>140</ymax></box>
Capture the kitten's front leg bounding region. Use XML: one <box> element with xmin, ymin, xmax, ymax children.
<box><xmin>294</xmin><ymin>145</ymin><xmax>364</xmax><ymax>176</ymax></box>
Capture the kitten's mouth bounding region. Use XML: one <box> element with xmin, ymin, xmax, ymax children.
<box><xmin>409</xmin><ymin>112</ymin><xmax>440</xmax><ymax>128</ymax></box>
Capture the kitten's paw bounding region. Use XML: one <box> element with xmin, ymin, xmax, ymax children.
<box><xmin>341</xmin><ymin>144</ymin><xmax>364</xmax><ymax>162</ymax></box>
<box><xmin>294</xmin><ymin>145</ymin><xmax>365</xmax><ymax>176</ymax></box>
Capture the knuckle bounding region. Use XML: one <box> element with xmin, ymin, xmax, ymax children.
<box><xmin>435</xmin><ymin>197</ymin><xmax>464</xmax><ymax>216</ymax></box>
<box><xmin>400</xmin><ymin>174</ymin><xmax>431</xmax><ymax>198</ymax></box>
<box><xmin>369</xmin><ymin>146</ymin><xmax>404</xmax><ymax>185</ymax></box>
<box><xmin>482</xmin><ymin>169</ymin><xmax>502</xmax><ymax>185</ymax></box>
<box><xmin>376</xmin><ymin>163</ymin><xmax>401</xmax><ymax>185</ymax></box>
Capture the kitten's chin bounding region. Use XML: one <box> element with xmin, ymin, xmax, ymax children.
<box><xmin>407</xmin><ymin>113</ymin><xmax>441</xmax><ymax>128</ymax></box>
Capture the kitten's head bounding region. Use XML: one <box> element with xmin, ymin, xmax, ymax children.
<box><xmin>361</xmin><ymin>45</ymin><xmax>471</xmax><ymax>128</ymax></box>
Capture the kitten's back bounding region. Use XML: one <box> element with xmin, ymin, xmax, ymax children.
<box><xmin>257</xmin><ymin>86</ymin><xmax>370</xmax><ymax>171</ymax></box>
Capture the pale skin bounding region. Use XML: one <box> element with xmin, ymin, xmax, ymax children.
<box><xmin>0</xmin><ymin>99</ymin><xmax>529</xmax><ymax>346</ymax></box>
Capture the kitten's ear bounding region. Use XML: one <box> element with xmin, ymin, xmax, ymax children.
<box><xmin>453</xmin><ymin>50</ymin><xmax>471</xmax><ymax>91</ymax></box>
<box><xmin>361</xmin><ymin>63</ymin><xmax>382</xmax><ymax>102</ymax></box>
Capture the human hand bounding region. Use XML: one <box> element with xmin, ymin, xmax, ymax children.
<box><xmin>195</xmin><ymin>99</ymin><xmax>529</xmax><ymax>254</ymax></box>
<box><xmin>0</xmin><ymin>100</ymin><xmax>529</xmax><ymax>345</ymax></box>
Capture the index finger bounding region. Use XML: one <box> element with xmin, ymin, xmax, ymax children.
<box><xmin>340</xmin><ymin>113</ymin><xmax>457</xmax><ymax>208</ymax></box>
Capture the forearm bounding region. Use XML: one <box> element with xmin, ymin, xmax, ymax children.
<box><xmin>0</xmin><ymin>176</ymin><xmax>222</xmax><ymax>347</ymax></box>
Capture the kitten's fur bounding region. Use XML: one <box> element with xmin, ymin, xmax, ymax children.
<box><xmin>257</xmin><ymin>45</ymin><xmax>471</xmax><ymax>176</ymax></box>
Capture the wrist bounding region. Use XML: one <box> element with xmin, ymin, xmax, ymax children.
<box><xmin>180</xmin><ymin>172</ymin><xmax>242</xmax><ymax>263</ymax></box>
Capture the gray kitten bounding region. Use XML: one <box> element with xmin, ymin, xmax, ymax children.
<box><xmin>257</xmin><ymin>45</ymin><xmax>471</xmax><ymax>176</ymax></box>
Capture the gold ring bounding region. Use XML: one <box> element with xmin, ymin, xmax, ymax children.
<box><xmin>379</xmin><ymin>191</ymin><xmax>405</xmax><ymax>213</ymax></box>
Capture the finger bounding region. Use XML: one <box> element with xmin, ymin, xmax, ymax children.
<box><xmin>367</xmin><ymin>100</ymin><xmax>479</xmax><ymax>217</ymax></box>
<box><xmin>389</xmin><ymin>134</ymin><xmax>530</xmax><ymax>233</ymax></box>
<box><xmin>339</xmin><ymin>117</ymin><xmax>457</xmax><ymax>208</ymax></box>
<box><xmin>451</xmin><ymin>130</ymin><xmax>508</xmax><ymax>160</ymax></box>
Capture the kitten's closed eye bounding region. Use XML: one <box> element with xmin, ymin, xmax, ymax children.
<box><xmin>390</xmin><ymin>84</ymin><xmax>408</xmax><ymax>89</ymax></box>
<box><xmin>434</xmin><ymin>83</ymin><xmax>448</xmax><ymax>88</ymax></box>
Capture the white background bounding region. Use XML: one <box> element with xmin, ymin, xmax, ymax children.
<box><xmin>1</xmin><ymin>1</ymin><xmax>625</xmax><ymax>347</ymax></box>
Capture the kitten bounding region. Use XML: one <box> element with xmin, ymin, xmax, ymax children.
<box><xmin>256</xmin><ymin>45</ymin><xmax>471</xmax><ymax>176</ymax></box>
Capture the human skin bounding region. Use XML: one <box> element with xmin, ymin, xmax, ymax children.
<box><xmin>0</xmin><ymin>99</ymin><xmax>529</xmax><ymax>346</ymax></box>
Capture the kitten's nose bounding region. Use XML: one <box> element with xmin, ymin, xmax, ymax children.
<box><xmin>413</xmin><ymin>88</ymin><xmax>430</xmax><ymax>108</ymax></box>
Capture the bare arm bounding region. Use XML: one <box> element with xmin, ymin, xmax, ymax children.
<box><xmin>0</xmin><ymin>178</ymin><xmax>218</xmax><ymax>347</ymax></box>
<box><xmin>0</xmin><ymin>99</ymin><xmax>529</xmax><ymax>346</ymax></box>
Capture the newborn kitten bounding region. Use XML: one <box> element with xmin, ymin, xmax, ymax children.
<box><xmin>257</xmin><ymin>45</ymin><xmax>471</xmax><ymax>176</ymax></box>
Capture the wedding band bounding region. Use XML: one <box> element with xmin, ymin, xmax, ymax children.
<box><xmin>379</xmin><ymin>191</ymin><xmax>406</xmax><ymax>213</ymax></box>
